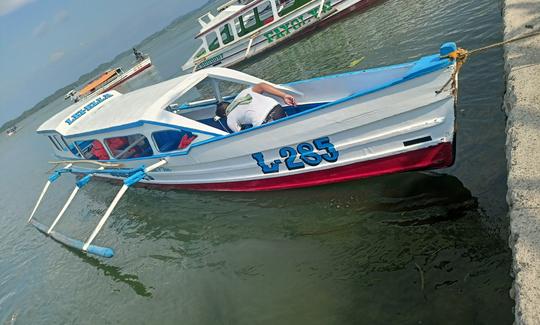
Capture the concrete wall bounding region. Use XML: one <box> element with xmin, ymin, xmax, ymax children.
<box><xmin>503</xmin><ymin>0</ymin><xmax>540</xmax><ymax>323</ymax></box>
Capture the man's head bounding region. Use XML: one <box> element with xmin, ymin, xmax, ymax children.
<box><xmin>215</xmin><ymin>101</ymin><xmax>230</xmax><ymax>119</ymax></box>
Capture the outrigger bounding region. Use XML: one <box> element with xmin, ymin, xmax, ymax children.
<box><xmin>183</xmin><ymin>0</ymin><xmax>381</xmax><ymax>71</ymax></box>
<box><xmin>29</xmin><ymin>43</ymin><xmax>461</xmax><ymax>257</ymax></box>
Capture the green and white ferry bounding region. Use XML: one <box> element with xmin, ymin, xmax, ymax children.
<box><xmin>182</xmin><ymin>0</ymin><xmax>380</xmax><ymax>71</ymax></box>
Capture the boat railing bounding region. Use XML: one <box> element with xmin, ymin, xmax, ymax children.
<box><xmin>198</xmin><ymin>12</ymin><xmax>216</xmax><ymax>27</ymax></box>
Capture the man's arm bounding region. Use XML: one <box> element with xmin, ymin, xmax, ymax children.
<box><xmin>252</xmin><ymin>83</ymin><xmax>297</xmax><ymax>106</ymax></box>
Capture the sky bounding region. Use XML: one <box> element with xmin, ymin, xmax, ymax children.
<box><xmin>0</xmin><ymin>0</ymin><xmax>206</xmax><ymax>125</ymax></box>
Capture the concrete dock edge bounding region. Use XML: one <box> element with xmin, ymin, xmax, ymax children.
<box><xmin>503</xmin><ymin>0</ymin><xmax>540</xmax><ymax>323</ymax></box>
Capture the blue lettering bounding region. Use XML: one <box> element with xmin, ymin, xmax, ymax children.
<box><xmin>64</xmin><ymin>93</ymin><xmax>114</xmax><ymax>125</ymax></box>
<box><xmin>251</xmin><ymin>153</ymin><xmax>281</xmax><ymax>174</ymax></box>
<box><xmin>252</xmin><ymin>137</ymin><xmax>340</xmax><ymax>174</ymax></box>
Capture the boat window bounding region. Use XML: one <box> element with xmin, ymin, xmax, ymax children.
<box><xmin>219</xmin><ymin>24</ymin><xmax>234</xmax><ymax>45</ymax></box>
<box><xmin>235</xmin><ymin>1</ymin><xmax>274</xmax><ymax>36</ymax></box>
<box><xmin>48</xmin><ymin>136</ymin><xmax>62</xmax><ymax>151</ymax></box>
<box><xmin>74</xmin><ymin>139</ymin><xmax>110</xmax><ymax>160</ymax></box>
<box><xmin>166</xmin><ymin>79</ymin><xmax>244</xmax><ymax>112</ymax></box>
<box><xmin>52</xmin><ymin>135</ymin><xmax>67</xmax><ymax>151</ymax></box>
<box><xmin>206</xmin><ymin>31</ymin><xmax>221</xmax><ymax>51</ymax></box>
<box><xmin>104</xmin><ymin>134</ymin><xmax>154</xmax><ymax>159</ymax></box>
<box><xmin>278</xmin><ymin>0</ymin><xmax>312</xmax><ymax>17</ymax></box>
<box><xmin>152</xmin><ymin>130</ymin><xmax>198</xmax><ymax>152</ymax></box>
<box><xmin>60</xmin><ymin>136</ymin><xmax>81</xmax><ymax>157</ymax></box>
<box><xmin>195</xmin><ymin>47</ymin><xmax>207</xmax><ymax>59</ymax></box>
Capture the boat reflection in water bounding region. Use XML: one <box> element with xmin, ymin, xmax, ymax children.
<box><xmin>90</xmin><ymin>171</ymin><xmax>510</xmax><ymax>321</ymax></box>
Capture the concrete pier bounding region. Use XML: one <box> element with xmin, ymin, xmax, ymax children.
<box><xmin>503</xmin><ymin>0</ymin><xmax>540</xmax><ymax>323</ymax></box>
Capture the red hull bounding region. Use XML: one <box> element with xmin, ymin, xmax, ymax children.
<box><xmin>141</xmin><ymin>142</ymin><xmax>455</xmax><ymax>192</ymax></box>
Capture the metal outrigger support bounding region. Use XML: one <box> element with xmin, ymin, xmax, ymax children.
<box><xmin>47</xmin><ymin>167</ymin><xmax>105</xmax><ymax>234</ymax></box>
<box><xmin>27</xmin><ymin>163</ymin><xmax>73</xmax><ymax>223</ymax></box>
<box><xmin>28</xmin><ymin>159</ymin><xmax>168</xmax><ymax>258</ymax></box>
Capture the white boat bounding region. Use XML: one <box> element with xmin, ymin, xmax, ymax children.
<box><xmin>183</xmin><ymin>0</ymin><xmax>382</xmax><ymax>71</ymax></box>
<box><xmin>66</xmin><ymin>55</ymin><xmax>152</xmax><ymax>102</ymax></box>
<box><xmin>6</xmin><ymin>126</ymin><xmax>17</xmax><ymax>136</ymax></box>
<box><xmin>29</xmin><ymin>43</ymin><xmax>460</xmax><ymax>257</ymax></box>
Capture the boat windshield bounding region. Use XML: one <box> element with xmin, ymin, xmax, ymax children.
<box><xmin>166</xmin><ymin>78</ymin><xmax>245</xmax><ymax>114</ymax></box>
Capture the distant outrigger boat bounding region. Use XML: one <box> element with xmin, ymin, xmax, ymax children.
<box><xmin>183</xmin><ymin>0</ymin><xmax>380</xmax><ymax>71</ymax></box>
<box><xmin>30</xmin><ymin>43</ymin><xmax>460</xmax><ymax>257</ymax></box>
<box><xmin>66</xmin><ymin>51</ymin><xmax>152</xmax><ymax>102</ymax></box>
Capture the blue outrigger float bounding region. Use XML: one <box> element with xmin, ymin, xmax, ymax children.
<box><xmin>28</xmin><ymin>43</ymin><xmax>461</xmax><ymax>257</ymax></box>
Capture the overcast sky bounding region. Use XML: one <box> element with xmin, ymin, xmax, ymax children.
<box><xmin>0</xmin><ymin>0</ymin><xmax>205</xmax><ymax>125</ymax></box>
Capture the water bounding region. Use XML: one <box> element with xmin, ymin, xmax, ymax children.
<box><xmin>0</xmin><ymin>0</ymin><xmax>513</xmax><ymax>323</ymax></box>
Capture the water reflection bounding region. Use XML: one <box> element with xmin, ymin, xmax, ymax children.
<box><xmin>66</xmin><ymin>247</ymin><xmax>152</xmax><ymax>297</ymax></box>
<box><xmin>90</xmin><ymin>171</ymin><xmax>511</xmax><ymax>323</ymax></box>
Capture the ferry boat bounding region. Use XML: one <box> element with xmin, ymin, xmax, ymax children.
<box><xmin>29</xmin><ymin>43</ymin><xmax>460</xmax><ymax>257</ymax></box>
<box><xmin>183</xmin><ymin>0</ymin><xmax>381</xmax><ymax>71</ymax></box>
<box><xmin>66</xmin><ymin>51</ymin><xmax>152</xmax><ymax>102</ymax></box>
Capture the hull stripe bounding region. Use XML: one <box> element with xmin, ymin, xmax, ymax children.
<box><xmin>138</xmin><ymin>142</ymin><xmax>454</xmax><ymax>192</ymax></box>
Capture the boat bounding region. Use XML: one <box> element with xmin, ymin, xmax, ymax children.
<box><xmin>6</xmin><ymin>126</ymin><xmax>17</xmax><ymax>136</ymax></box>
<box><xmin>66</xmin><ymin>51</ymin><xmax>152</xmax><ymax>102</ymax></box>
<box><xmin>182</xmin><ymin>0</ymin><xmax>381</xmax><ymax>71</ymax></box>
<box><xmin>29</xmin><ymin>42</ymin><xmax>460</xmax><ymax>257</ymax></box>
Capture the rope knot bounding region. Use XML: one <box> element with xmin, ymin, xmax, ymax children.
<box><xmin>447</xmin><ymin>48</ymin><xmax>469</xmax><ymax>62</ymax></box>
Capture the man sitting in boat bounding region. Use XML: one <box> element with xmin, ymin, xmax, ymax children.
<box><xmin>215</xmin><ymin>83</ymin><xmax>296</xmax><ymax>132</ymax></box>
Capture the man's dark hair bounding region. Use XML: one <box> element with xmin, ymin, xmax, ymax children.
<box><xmin>215</xmin><ymin>101</ymin><xmax>230</xmax><ymax>118</ymax></box>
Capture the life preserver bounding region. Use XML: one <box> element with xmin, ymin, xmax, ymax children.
<box><xmin>91</xmin><ymin>141</ymin><xmax>110</xmax><ymax>160</ymax></box>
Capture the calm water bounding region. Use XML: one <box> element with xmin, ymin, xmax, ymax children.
<box><xmin>0</xmin><ymin>0</ymin><xmax>513</xmax><ymax>323</ymax></box>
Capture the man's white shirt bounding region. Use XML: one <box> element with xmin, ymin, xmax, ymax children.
<box><xmin>226</xmin><ymin>88</ymin><xmax>279</xmax><ymax>132</ymax></box>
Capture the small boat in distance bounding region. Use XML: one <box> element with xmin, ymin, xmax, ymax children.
<box><xmin>66</xmin><ymin>49</ymin><xmax>152</xmax><ymax>102</ymax></box>
<box><xmin>182</xmin><ymin>0</ymin><xmax>381</xmax><ymax>71</ymax></box>
<box><xmin>6</xmin><ymin>126</ymin><xmax>17</xmax><ymax>136</ymax></box>
<box><xmin>29</xmin><ymin>43</ymin><xmax>460</xmax><ymax>257</ymax></box>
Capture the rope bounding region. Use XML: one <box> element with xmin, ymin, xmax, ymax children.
<box><xmin>436</xmin><ymin>30</ymin><xmax>540</xmax><ymax>95</ymax></box>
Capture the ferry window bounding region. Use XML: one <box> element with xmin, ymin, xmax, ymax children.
<box><xmin>219</xmin><ymin>24</ymin><xmax>234</xmax><ymax>45</ymax></box>
<box><xmin>75</xmin><ymin>139</ymin><xmax>110</xmax><ymax>160</ymax></box>
<box><xmin>195</xmin><ymin>47</ymin><xmax>207</xmax><ymax>59</ymax></box>
<box><xmin>258</xmin><ymin>1</ymin><xmax>275</xmax><ymax>23</ymax></box>
<box><xmin>152</xmin><ymin>130</ymin><xmax>198</xmax><ymax>152</ymax></box>
<box><xmin>104</xmin><ymin>134</ymin><xmax>153</xmax><ymax>159</ymax></box>
<box><xmin>207</xmin><ymin>31</ymin><xmax>221</xmax><ymax>51</ymax></box>
<box><xmin>235</xmin><ymin>1</ymin><xmax>272</xmax><ymax>36</ymax></box>
<box><xmin>278</xmin><ymin>0</ymin><xmax>312</xmax><ymax>17</ymax></box>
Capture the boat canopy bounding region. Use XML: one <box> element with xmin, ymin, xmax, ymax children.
<box><xmin>38</xmin><ymin>67</ymin><xmax>301</xmax><ymax>138</ymax></box>
<box><xmin>79</xmin><ymin>69</ymin><xmax>121</xmax><ymax>97</ymax></box>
